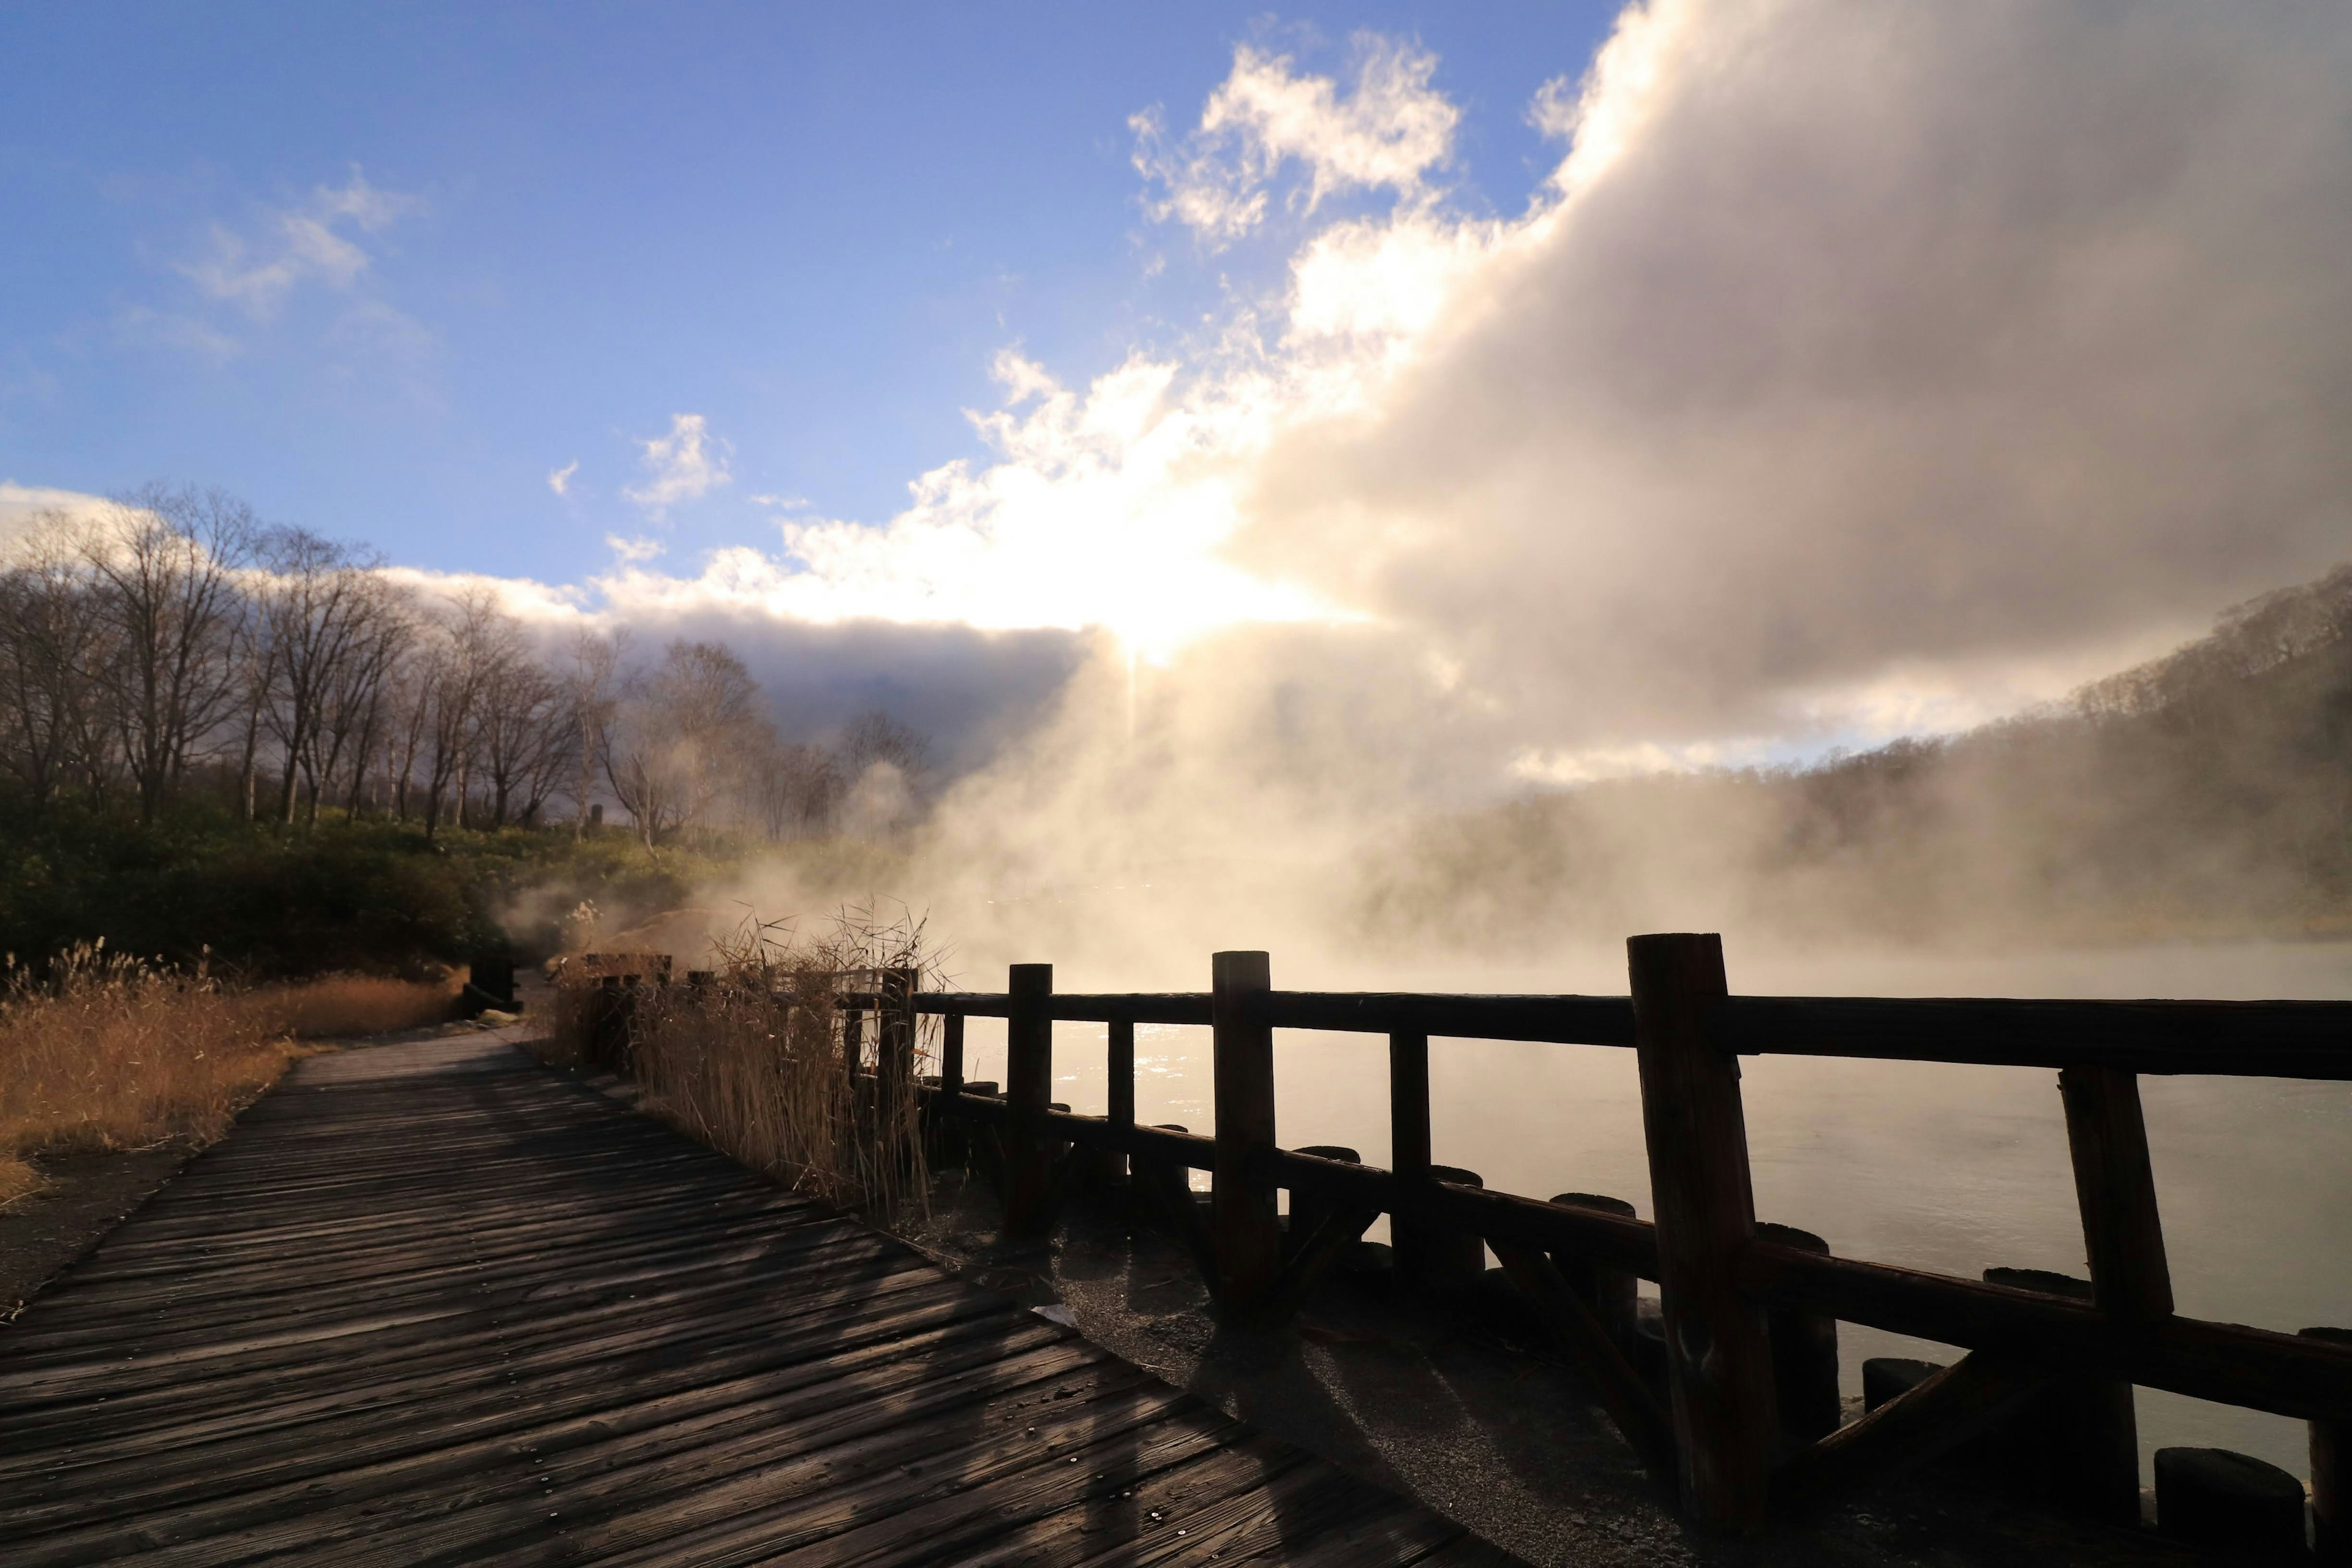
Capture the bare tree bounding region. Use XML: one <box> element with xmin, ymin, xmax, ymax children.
<box><xmin>477</xmin><ymin>630</ymin><xmax>573</xmax><ymax>826</ymax></box>
<box><xmin>602</xmin><ymin>639</ymin><xmax>763</xmax><ymax>852</ymax></box>
<box><xmin>309</xmin><ymin>578</ymin><xmax>415</xmax><ymax>821</ymax></box>
<box><xmin>413</xmin><ymin>591</ymin><xmax>507</xmax><ymax>837</ymax></box>
<box><xmin>81</xmin><ymin>486</ymin><xmax>255</xmax><ymax>823</ymax></box>
<box><xmin>562</xmin><ymin>628</ymin><xmax>622</xmax><ymax>839</ymax></box>
<box><xmin>748</xmin><ymin>733</ymin><xmax>843</xmax><ymax>839</ymax></box>
<box><xmin>0</xmin><ymin>520</ymin><xmax>114</xmax><ymax>810</ymax></box>
<box><xmin>251</xmin><ymin>529</ymin><xmax>386</xmax><ymax>824</ymax></box>
<box><xmin>835</xmin><ymin>709</ymin><xmax>932</xmax><ymax>785</ymax></box>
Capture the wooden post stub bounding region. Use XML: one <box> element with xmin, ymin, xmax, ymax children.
<box><xmin>1396</xmin><ymin>1166</ymin><xmax>1487</xmax><ymax>1298</ymax></box>
<box><xmin>2059</xmin><ymin>1065</ymin><xmax>2174</xmax><ymax>1324</ymax></box>
<box><xmin>1550</xmin><ymin>1193</ymin><xmax>1641</xmax><ymax>1363</ymax></box>
<box><xmin>1212</xmin><ymin>951</ymin><xmax>1280</xmax><ymax>1310</ymax></box>
<box><xmin>1755</xmin><ymin>1221</ymin><xmax>1842</xmax><ymax>1452</ymax></box>
<box><xmin>1286</xmin><ymin>1146</ymin><xmax>1364</xmax><ymax>1260</ymax></box>
<box><xmin>2307</xmin><ymin>1326</ymin><xmax>2352</xmax><ymax>1563</ymax></box>
<box><xmin>2154</xmin><ymin>1447</ymin><xmax>2309</xmax><ymax>1558</ymax></box>
<box><xmin>1982</xmin><ymin>1265</ymin><xmax>2141</xmax><ymax>1525</ymax></box>
<box><xmin>1003</xmin><ymin>963</ymin><xmax>1055</xmax><ymax>1237</ymax></box>
<box><xmin>1629</xmin><ymin>932</ymin><xmax>1776</xmax><ymax>1533</ymax></box>
<box><xmin>1863</xmin><ymin>1357</ymin><xmax>1945</xmax><ymax>1412</ymax></box>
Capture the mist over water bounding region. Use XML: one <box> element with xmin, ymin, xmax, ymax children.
<box><xmin>568</xmin><ymin>0</ymin><xmax>2352</xmax><ymax>1487</ymax></box>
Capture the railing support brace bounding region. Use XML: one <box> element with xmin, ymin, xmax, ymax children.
<box><xmin>1630</xmin><ymin>932</ymin><xmax>1777</xmax><ymax>1532</ymax></box>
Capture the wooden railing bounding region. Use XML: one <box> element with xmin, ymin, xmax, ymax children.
<box><xmin>830</xmin><ymin>933</ymin><xmax>2352</xmax><ymax>1536</ymax></box>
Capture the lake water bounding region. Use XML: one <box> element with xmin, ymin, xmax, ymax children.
<box><xmin>947</xmin><ymin>938</ymin><xmax>2352</xmax><ymax>1479</ymax></box>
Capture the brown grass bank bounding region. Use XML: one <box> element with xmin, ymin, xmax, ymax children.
<box><xmin>0</xmin><ymin>946</ymin><xmax>458</xmax><ymax>1208</ymax></box>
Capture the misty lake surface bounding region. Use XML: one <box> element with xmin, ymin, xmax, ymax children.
<box><xmin>951</xmin><ymin>938</ymin><xmax>2352</xmax><ymax>1479</ymax></box>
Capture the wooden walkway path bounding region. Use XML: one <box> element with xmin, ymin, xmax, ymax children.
<box><xmin>0</xmin><ymin>1036</ymin><xmax>1510</xmax><ymax>1567</ymax></box>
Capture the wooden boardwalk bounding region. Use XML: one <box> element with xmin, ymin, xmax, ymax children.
<box><xmin>0</xmin><ymin>1035</ymin><xmax>1509</xmax><ymax>1567</ymax></box>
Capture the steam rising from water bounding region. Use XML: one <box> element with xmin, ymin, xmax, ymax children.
<box><xmin>554</xmin><ymin>0</ymin><xmax>2352</xmax><ymax>984</ymax></box>
<box><xmin>542</xmin><ymin>4</ymin><xmax>2352</xmax><ymax>1480</ymax></box>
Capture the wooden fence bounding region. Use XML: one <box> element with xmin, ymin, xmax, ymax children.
<box><xmin>820</xmin><ymin>933</ymin><xmax>2352</xmax><ymax>1538</ymax></box>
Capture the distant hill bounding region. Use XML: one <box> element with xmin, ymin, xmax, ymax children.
<box><xmin>1358</xmin><ymin>565</ymin><xmax>2352</xmax><ymax>951</ymax></box>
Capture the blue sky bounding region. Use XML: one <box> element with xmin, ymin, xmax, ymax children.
<box><xmin>0</xmin><ymin>2</ymin><xmax>1616</xmax><ymax>584</ymax></box>
<box><xmin>7</xmin><ymin>3</ymin><xmax>2346</xmax><ymax>786</ymax></box>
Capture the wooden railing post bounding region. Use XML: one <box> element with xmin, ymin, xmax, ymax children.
<box><xmin>1106</xmin><ymin>1016</ymin><xmax>1136</xmax><ymax>1183</ymax></box>
<box><xmin>1004</xmin><ymin>963</ymin><xmax>1055</xmax><ymax>1237</ymax></box>
<box><xmin>1629</xmin><ymin>932</ymin><xmax>1776</xmax><ymax>1532</ymax></box>
<box><xmin>1389</xmin><ymin>1031</ymin><xmax>1432</xmax><ymax>1186</ymax></box>
<box><xmin>842</xmin><ymin>1004</ymin><xmax>865</xmax><ymax>1079</ymax></box>
<box><xmin>1212</xmin><ymin>951</ymin><xmax>1280</xmax><ymax>1311</ymax></box>
<box><xmin>940</xmin><ymin>1012</ymin><xmax>965</xmax><ymax>1094</ymax></box>
<box><xmin>2052</xmin><ymin>1064</ymin><xmax>2165</xmax><ymax>1525</ymax></box>
<box><xmin>1388</xmin><ymin>1030</ymin><xmax>1442</xmax><ymax>1295</ymax></box>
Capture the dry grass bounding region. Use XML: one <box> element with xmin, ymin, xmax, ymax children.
<box><xmin>0</xmin><ymin>944</ymin><xmax>456</xmax><ymax>1208</ymax></box>
<box><xmin>266</xmin><ymin>973</ymin><xmax>461</xmax><ymax>1039</ymax></box>
<box><xmin>549</xmin><ymin>909</ymin><xmax>937</xmax><ymax>1219</ymax></box>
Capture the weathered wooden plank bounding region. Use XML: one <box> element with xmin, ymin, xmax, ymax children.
<box><xmin>0</xmin><ymin>1254</ymin><xmax>955</xmax><ymax>1440</ymax></box>
<box><xmin>3</xmin><ymin>1319</ymin><xmax>1080</xmax><ymax>1526</ymax></box>
<box><xmin>0</xmin><ymin>1034</ymin><xmax>1496</xmax><ymax>1568</ymax></box>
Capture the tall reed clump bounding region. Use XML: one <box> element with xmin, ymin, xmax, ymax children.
<box><xmin>0</xmin><ymin>943</ymin><xmax>457</xmax><ymax>1209</ymax></box>
<box><xmin>562</xmin><ymin>909</ymin><xmax>939</xmax><ymax>1220</ymax></box>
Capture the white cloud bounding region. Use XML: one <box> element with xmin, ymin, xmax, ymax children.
<box><xmin>624</xmin><ymin>413</ymin><xmax>732</xmax><ymax>516</ymax></box>
<box><xmin>548</xmin><ymin>460</ymin><xmax>579</xmax><ymax>497</ymax></box>
<box><xmin>176</xmin><ymin>167</ymin><xmax>423</xmax><ymax>320</ymax></box>
<box><xmin>0</xmin><ymin>482</ymin><xmax>110</xmax><ymax>552</ymax></box>
<box><xmin>579</xmin><ymin>4</ymin><xmax>2352</xmax><ymax>794</ymax></box>
<box><xmin>311</xmin><ymin>168</ymin><xmax>424</xmax><ymax>232</ymax></box>
<box><xmin>605</xmin><ymin>533</ymin><xmax>665</xmax><ymax>565</ymax></box>
<box><xmin>113</xmin><ymin>305</ymin><xmax>241</xmax><ymax>360</ymax></box>
<box><xmin>1133</xmin><ymin>37</ymin><xmax>1458</xmax><ymax>243</ymax></box>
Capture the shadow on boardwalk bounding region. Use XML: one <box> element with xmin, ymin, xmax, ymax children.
<box><xmin>0</xmin><ymin>1035</ymin><xmax>1506</xmax><ymax>1567</ymax></box>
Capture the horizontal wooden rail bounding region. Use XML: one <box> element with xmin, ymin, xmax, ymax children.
<box><xmin>1256</xmin><ymin>991</ymin><xmax>1638</xmax><ymax>1043</ymax></box>
<box><xmin>892</xmin><ymin>989</ymin><xmax>2352</xmax><ymax>1077</ymax></box>
<box><xmin>1741</xmin><ymin>1239</ymin><xmax>2352</xmax><ymax>1422</ymax></box>
<box><xmin>1715</xmin><ymin>996</ymin><xmax>2352</xmax><ymax>1079</ymax></box>
<box><xmin>911</xmin><ymin>992</ymin><xmax>1008</xmax><ymax>1016</ymax></box>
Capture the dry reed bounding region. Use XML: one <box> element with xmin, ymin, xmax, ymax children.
<box><xmin>551</xmin><ymin>908</ymin><xmax>938</xmax><ymax>1219</ymax></box>
<box><xmin>0</xmin><ymin>943</ymin><xmax>456</xmax><ymax>1208</ymax></box>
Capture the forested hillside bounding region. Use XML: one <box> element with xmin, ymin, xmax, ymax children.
<box><xmin>1361</xmin><ymin>564</ymin><xmax>2352</xmax><ymax>949</ymax></box>
<box><xmin>0</xmin><ymin>488</ymin><xmax>929</xmax><ymax>973</ymax></box>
